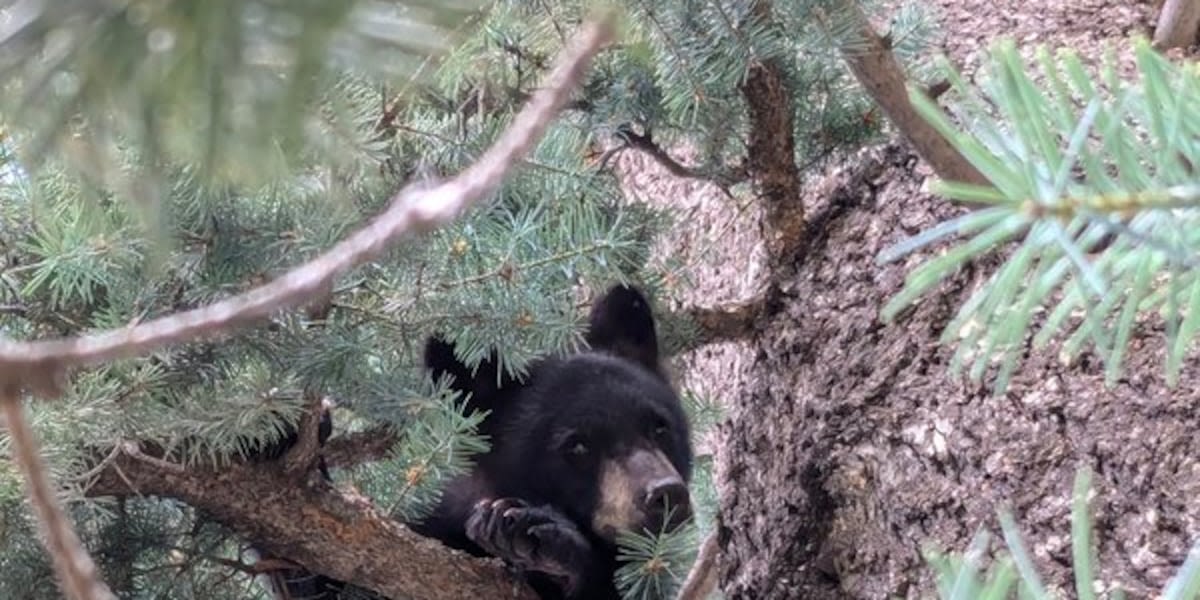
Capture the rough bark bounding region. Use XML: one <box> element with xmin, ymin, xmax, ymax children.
<box><xmin>86</xmin><ymin>444</ymin><xmax>537</xmax><ymax>600</ymax></box>
<box><xmin>1152</xmin><ymin>0</ymin><xmax>1200</xmax><ymax>49</ymax></box>
<box><xmin>679</xmin><ymin>300</ymin><xmax>765</xmax><ymax>348</ymax></box>
<box><xmin>717</xmin><ymin>142</ymin><xmax>1200</xmax><ymax>598</ymax></box>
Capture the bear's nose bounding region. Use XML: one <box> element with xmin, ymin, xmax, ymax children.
<box><xmin>643</xmin><ymin>478</ymin><xmax>691</xmax><ymax>528</ymax></box>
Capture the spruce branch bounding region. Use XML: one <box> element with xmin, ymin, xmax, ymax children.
<box><xmin>1</xmin><ymin>389</ymin><xmax>116</xmax><ymax>600</ymax></box>
<box><xmin>831</xmin><ymin>0</ymin><xmax>987</xmax><ymax>186</ymax></box>
<box><xmin>85</xmin><ymin>442</ymin><xmax>539</xmax><ymax>600</ymax></box>
<box><xmin>440</xmin><ymin>241</ymin><xmax>621</xmax><ymax>289</ymax></box>
<box><xmin>0</xmin><ymin>16</ymin><xmax>617</xmax><ymax>398</ymax></box>
<box><xmin>0</xmin><ymin>15</ymin><xmax>615</xmax><ymax>598</ymax></box>
<box><xmin>0</xmin><ymin>1</ymin><xmax>474</xmax><ymax>188</ymax></box>
<box><xmin>878</xmin><ymin>38</ymin><xmax>1200</xmax><ymax>393</ymax></box>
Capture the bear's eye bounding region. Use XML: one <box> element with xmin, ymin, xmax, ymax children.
<box><xmin>652</xmin><ymin>418</ymin><xmax>669</xmax><ymax>438</ymax></box>
<box><xmin>561</xmin><ymin>434</ymin><xmax>589</xmax><ymax>457</ymax></box>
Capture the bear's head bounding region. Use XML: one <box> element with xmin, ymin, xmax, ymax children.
<box><xmin>424</xmin><ymin>284</ymin><xmax>693</xmax><ymax>544</ymax></box>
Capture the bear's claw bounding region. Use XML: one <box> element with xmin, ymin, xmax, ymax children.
<box><xmin>466</xmin><ymin>497</ymin><xmax>591</xmax><ymax>585</ymax></box>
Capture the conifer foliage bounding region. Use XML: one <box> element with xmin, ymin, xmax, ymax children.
<box><xmin>0</xmin><ymin>0</ymin><xmax>721</xmax><ymax>597</ymax></box>
<box><xmin>0</xmin><ymin>0</ymin><xmax>905</xmax><ymax>596</ymax></box>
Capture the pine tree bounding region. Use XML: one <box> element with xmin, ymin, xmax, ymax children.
<box><xmin>0</xmin><ymin>1</ymin><xmax>761</xmax><ymax>597</ymax></box>
<box><xmin>0</xmin><ymin>3</ymin><xmax>635</xmax><ymax>599</ymax></box>
<box><xmin>16</xmin><ymin>0</ymin><xmax>1192</xmax><ymax>598</ymax></box>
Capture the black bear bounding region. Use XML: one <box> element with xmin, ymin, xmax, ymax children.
<box><xmin>410</xmin><ymin>283</ymin><xmax>694</xmax><ymax>600</ymax></box>
<box><xmin>251</xmin><ymin>284</ymin><xmax>693</xmax><ymax>600</ymax></box>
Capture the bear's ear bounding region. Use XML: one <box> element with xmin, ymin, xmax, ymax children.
<box><xmin>423</xmin><ymin>336</ymin><xmax>510</xmax><ymax>403</ymax></box>
<box><xmin>584</xmin><ymin>284</ymin><xmax>661</xmax><ymax>372</ymax></box>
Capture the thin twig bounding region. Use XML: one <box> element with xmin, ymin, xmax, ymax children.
<box><xmin>0</xmin><ymin>17</ymin><xmax>616</xmax><ymax>398</ymax></box>
<box><xmin>1</xmin><ymin>390</ymin><xmax>116</xmax><ymax>600</ymax></box>
<box><xmin>73</xmin><ymin>443</ymin><xmax>124</xmax><ymax>483</ymax></box>
<box><xmin>617</xmin><ymin>127</ymin><xmax>746</xmax><ymax>192</ymax></box>
<box><xmin>676</xmin><ymin>532</ymin><xmax>719</xmax><ymax>600</ymax></box>
<box><xmin>0</xmin><ymin>303</ymin><xmax>27</xmax><ymax>315</ymax></box>
<box><xmin>122</xmin><ymin>441</ymin><xmax>187</xmax><ymax>474</ymax></box>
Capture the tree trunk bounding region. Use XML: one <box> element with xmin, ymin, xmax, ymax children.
<box><xmin>716</xmin><ymin>143</ymin><xmax>1200</xmax><ymax>598</ymax></box>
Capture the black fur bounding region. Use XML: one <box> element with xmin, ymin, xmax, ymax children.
<box><xmin>412</xmin><ymin>284</ymin><xmax>693</xmax><ymax>600</ymax></box>
<box><xmin>249</xmin><ymin>284</ymin><xmax>692</xmax><ymax>600</ymax></box>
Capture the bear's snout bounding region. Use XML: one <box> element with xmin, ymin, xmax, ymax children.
<box><xmin>592</xmin><ymin>447</ymin><xmax>691</xmax><ymax>540</ymax></box>
<box><xmin>642</xmin><ymin>477</ymin><xmax>691</xmax><ymax>530</ymax></box>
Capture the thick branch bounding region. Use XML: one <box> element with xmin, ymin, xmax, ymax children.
<box><xmin>1153</xmin><ymin>0</ymin><xmax>1200</xmax><ymax>49</ymax></box>
<box><xmin>282</xmin><ymin>394</ymin><xmax>327</xmax><ymax>478</ymax></box>
<box><xmin>741</xmin><ymin>4</ymin><xmax>805</xmax><ymax>272</ymax></box>
<box><xmin>0</xmin><ymin>17</ymin><xmax>616</xmax><ymax>398</ymax></box>
<box><xmin>87</xmin><ymin>446</ymin><xmax>537</xmax><ymax>600</ymax></box>
<box><xmin>835</xmin><ymin>2</ymin><xmax>987</xmax><ymax>186</ymax></box>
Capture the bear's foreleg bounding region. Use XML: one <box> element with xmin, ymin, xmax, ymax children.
<box><xmin>466</xmin><ymin>498</ymin><xmax>598</xmax><ymax>596</ymax></box>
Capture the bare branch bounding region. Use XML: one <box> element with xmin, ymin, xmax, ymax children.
<box><xmin>0</xmin><ymin>303</ymin><xmax>27</xmax><ymax>315</ymax></box>
<box><xmin>0</xmin><ymin>16</ymin><xmax>617</xmax><ymax>399</ymax></box>
<box><xmin>676</xmin><ymin>532</ymin><xmax>719</xmax><ymax>600</ymax></box>
<box><xmin>282</xmin><ymin>393</ymin><xmax>327</xmax><ymax>478</ymax></box>
<box><xmin>1</xmin><ymin>390</ymin><xmax>116</xmax><ymax>600</ymax></box>
<box><xmin>617</xmin><ymin>127</ymin><xmax>747</xmax><ymax>190</ymax></box>
<box><xmin>833</xmin><ymin>1</ymin><xmax>987</xmax><ymax>186</ymax></box>
<box><xmin>1153</xmin><ymin>0</ymin><xmax>1200</xmax><ymax>50</ymax></box>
